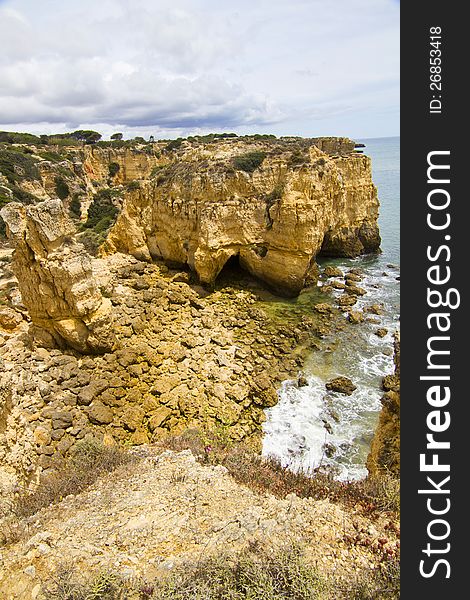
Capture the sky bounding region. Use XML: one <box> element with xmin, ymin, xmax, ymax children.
<box><xmin>0</xmin><ymin>0</ymin><xmax>399</xmax><ymax>140</ymax></box>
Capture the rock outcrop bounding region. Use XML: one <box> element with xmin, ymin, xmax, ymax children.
<box><xmin>0</xmin><ymin>200</ymin><xmax>115</xmax><ymax>353</ymax></box>
<box><xmin>104</xmin><ymin>139</ymin><xmax>380</xmax><ymax>296</ymax></box>
<box><xmin>367</xmin><ymin>332</ymin><xmax>400</xmax><ymax>477</ymax></box>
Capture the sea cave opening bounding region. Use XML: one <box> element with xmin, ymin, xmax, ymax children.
<box><xmin>214</xmin><ymin>253</ymin><xmax>282</xmax><ymax>301</ymax></box>
<box><xmin>215</xmin><ymin>254</ymin><xmax>249</xmax><ymax>288</ymax></box>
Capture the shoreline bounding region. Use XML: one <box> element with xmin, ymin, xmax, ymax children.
<box><xmin>1</xmin><ymin>241</ymin><xmax>398</xmax><ymax>486</ymax></box>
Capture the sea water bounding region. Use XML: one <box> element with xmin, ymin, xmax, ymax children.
<box><xmin>262</xmin><ymin>137</ymin><xmax>400</xmax><ymax>480</ymax></box>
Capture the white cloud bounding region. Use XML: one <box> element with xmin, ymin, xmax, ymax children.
<box><xmin>0</xmin><ymin>0</ymin><xmax>399</xmax><ymax>138</ymax></box>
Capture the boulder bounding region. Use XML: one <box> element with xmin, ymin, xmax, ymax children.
<box><xmin>87</xmin><ymin>402</ymin><xmax>114</xmax><ymax>425</ymax></box>
<box><xmin>338</xmin><ymin>295</ymin><xmax>357</xmax><ymax>308</ymax></box>
<box><xmin>323</xmin><ymin>266</ymin><xmax>344</xmax><ymax>278</ymax></box>
<box><xmin>347</xmin><ymin>311</ymin><xmax>364</xmax><ymax>324</ymax></box>
<box><xmin>325</xmin><ymin>376</ymin><xmax>357</xmax><ymax>395</ymax></box>
<box><xmin>0</xmin><ymin>306</ymin><xmax>23</xmax><ymax>330</ymax></box>
<box><xmin>148</xmin><ymin>406</ymin><xmax>172</xmax><ymax>431</ymax></box>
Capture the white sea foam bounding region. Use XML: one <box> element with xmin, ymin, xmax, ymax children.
<box><xmin>262</xmin><ymin>263</ymin><xmax>399</xmax><ymax>481</ymax></box>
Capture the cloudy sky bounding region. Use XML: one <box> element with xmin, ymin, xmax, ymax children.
<box><xmin>0</xmin><ymin>0</ymin><xmax>399</xmax><ymax>140</ymax></box>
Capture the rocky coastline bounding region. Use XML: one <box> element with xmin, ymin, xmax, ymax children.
<box><xmin>0</xmin><ymin>134</ymin><xmax>399</xmax><ymax>598</ymax></box>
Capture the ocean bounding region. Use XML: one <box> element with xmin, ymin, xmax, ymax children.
<box><xmin>262</xmin><ymin>136</ymin><xmax>400</xmax><ymax>480</ymax></box>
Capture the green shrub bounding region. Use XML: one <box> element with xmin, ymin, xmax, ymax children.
<box><xmin>95</xmin><ymin>140</ymin><xmax>129</xmax><ymax>149</ymax></box>
<box><xmin>0</xmin><ymin>191</ymin><xmax>11</xmax><ymax>237</ymax></box>
<box><xmin>265</xmin><ymin>183</ymin><xmax>285</xmax><ymax>205</ymax></box>
<box><xmin>108</xmin><ymin>162</ymin><xmax>120</xmax><ymax>178</ymax></box>
<box><xmin>11</xmin><ymin>185</ymin><xmax>39</xmax><ymax>204</ymax></box>
<box><xmin>288</xmin><ymin>149</ymin><xmax>310</xmax><ymax>167</ymax></box>
<box><xmin>39</xmin><ymin>150</ymin><xmax>63</xmax><ymax>162</ymax></box>
<box><xmin>55</xmin><ymin>176</ymin><xmax>70</xmax><ymax>200</ymax></box>
<box><xmin>69</xmin><ymin>194</ymin><xmax>82</xmax><ymax>218</ymax></box>
<box><xmin>78</xmin><ymin>229</ymin><xmax>107</xmax><ymax>256</ymax></box>
<box><xmin>232</xmin><ymin>151</ymin><xmax>266</xmax><ymax>173</ymax></box>
<box><xmin>0</xmin><ymin>131</ymin><xmax>42</xmax><ymax>145</ymax></box>
<box><xmin>126</xmin><ymin>180</ymin><xmax>141</xmax><ymax>191</ymax></box>
<box><xmin>46</xmin><ymin>135</ymin><xmax>81</xmax><ymax>147</ymax></box>
<box><xmin>83</xmin><ymin>189</ymin><xmax>119</xmax><ymax>231</ymax></box>
<box><xmin>166</xmin><ymin>138</ymin><xmax>184</xmax><ymax>151</ymax></box>
<box><xmin>0</xmin><ymin>149</ymin><xmax>40</xmax><ymax>184</ymax></box>
<box><xmin>251</xmin><ymin>133</ymin><xmax>277</xmax><ymax>140</ymax></box>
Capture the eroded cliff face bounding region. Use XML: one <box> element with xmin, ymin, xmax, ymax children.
<box><xmin>367</xmin><ymin>332</ymin><xmax>400</xmax><ymax>477</ymax></box>
<box><xmin>0</xmin><ymin>200</ymin><xmax>115</xmax><ymax>354</ymax></box>
<box><xmin>103</xmin><ymin>139</ymin><xmax>380</xmax><ymax>296</ymax></box>
<box><xmin>80</xmin><ymin>145</ymin><xmax>162</xmax><ymax>185</ymax></box>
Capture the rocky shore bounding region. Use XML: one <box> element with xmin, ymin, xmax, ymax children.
<box><xmin>367</xmin><ymin>332</ymin><xmax>400</xmax><ymax>477</ymax></box>
<box><xmin>0</xmin><ymin>134</ymin><xmax>399</xmax><ymax>598</ymax></box>
<box><xmin>1</xmin><ymin>243</ymin><xmax>351</xmax><ymax>487</ymax></box>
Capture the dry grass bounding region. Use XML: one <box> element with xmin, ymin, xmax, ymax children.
<box><xmin>337</xmin><ymin>556</ymin><xmax>400</xmax><ymax>599</ymax></box>
<box><xmin>43</xmin><ymin>542</ymin><xmax>327</xmax><ymax>600</ymax></box>
<box><xmin>15</xmin><ymin>438</ymin><xmax>134</xmax><ymax>519</ymax></box>
<box><xmin>42</xmin><ymin>542</ymin><xmax>399</xmax><ymax>599</ymax></box>
<box><xmin>159</xmin><ymin>428</ymin><xmax>400</xmax><ymax>515</ymax></box>
<box><xmin>44</xmin><ymin>565</ymin><xmax>127</xmax><ymax>600</ymax></box>
<box><xmin>0</xmin><ymin>438</ymin><xmax>135</xmax><ymax>547</ymax></box>
<box><xmin>154</xmin><ymin>541</ymin><xmax>326</xmax><ymax>599</ymax></box>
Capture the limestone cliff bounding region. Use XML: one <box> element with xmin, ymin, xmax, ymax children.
<box><xmin>1</xmin><ymin>137</ymin><xmax>380</xmax><ymax>297</ymax></box>
<box><xmin>81</xmin><ymin>145</ymin><xmax>162</xmax><ymax>185</ymax></box>
<box><xmin>0</xmin><ymin>200</ymin><xmax>115</xmax><ymax>354</ymax></box>
<box><xmin>103</xmin><ymin>139</ymin><xmax>380</xmax><ymax>295</ymax></box>
<box><xmin>367</xmin><ymin>332</ymin><xmax>400</xmax><ymax>477</ymax></box>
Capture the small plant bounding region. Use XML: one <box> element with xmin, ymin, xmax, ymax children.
<box><xmin>55</xmin><ymin>176</ymin><xmax>70</xmax><ymax>200</ymax></box>
<box><xmin>232</xmin><ymin>151</ymin><xmax>266</xmax><ymax>173</ymax></box>
<box><xmin>165</xmin><ymin>138</ymin><xmax>184</xmax><ymax>151</ymax></box>
<box><xmin>288</xmin><ymin>149</ymin><xmax>309</xmax><ymax>167</ymax></box>
<box><xmin>339</xmin><ymin>556</ymin><xmax>400</xmax><ymax>599</ymax></box>
<box><xmin>44</xmin><ymin>565</ymin><xmax>128</xmax><ymax>600</ymax></box>
<box><xmin>150</xmin><ymin>165</ymin><xmax>163</xmax><ymax>178</ymax></box>
<box><xmin>126</xmin><ymin>180</ymin><xmax>141</xmax><ymax>192</ymax></box>
<box><xmin>108</xmin><ymin>162</ymin><xmax>120</xmax><ymax>178</ymax></box>
<box><xmin>265</xmin><ymin>183</ymin><xmax>285</xmax><ymax>205</ymax></box>
<box><xmin>69</xmin><ymin>194</ymin><xmax>81</xmax><ymax>218</ymax></box>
